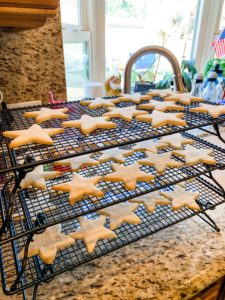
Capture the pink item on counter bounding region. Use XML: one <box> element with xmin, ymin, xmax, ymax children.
<box><xmin>48</xmin><ymin>91</ymin><xmax>65</xmax><ymax>105</ymax></box>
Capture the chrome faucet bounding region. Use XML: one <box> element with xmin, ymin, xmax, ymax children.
<box><xmin>124</xmin><ymin>45</ymin><xmax>186</xmax><ymax>93</ymax></box>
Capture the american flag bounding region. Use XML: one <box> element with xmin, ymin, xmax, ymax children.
<box><xmin>213</xmin><ymin>29</ymin><xmax>225</xmax><ymax>57</ymax></box>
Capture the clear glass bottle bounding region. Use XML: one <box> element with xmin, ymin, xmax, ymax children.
<box><xmin>202</xmin><ymin>71</ymin><xmax>217</xmax><ymax>103</ymax></box>
<box><xmin>191</xmin><ymin>73</ymin><xmax>204</xmax><ymax>97</ymax></box>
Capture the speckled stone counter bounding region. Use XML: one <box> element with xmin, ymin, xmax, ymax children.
<box><xmin>1</xmin><ymin>132</ymin><xmax>225</xmax><ymax>300</ymax></box>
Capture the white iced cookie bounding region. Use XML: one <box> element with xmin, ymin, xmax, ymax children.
<box><xmin>138</xmin><ymin>151</ymin><xmax>183</xmax><ymax>174</ymax></box>
<box><xmin>96</xmin><ymin>148</ymin><xmax>133</xmax><ymax>163</ymax></box>
<box><xmin>20</xmin><ymin>165</ymin><xmax>61</xmax><ymax>190</ymax></box>
<box><xmin>130</xmin><ymin>191</ymin><xmax>170</xmax><ymax>213</ymax></box>
<box><xmin>99</xmin><ymin>202</ymin><xmax>141</xmax><ymax>230</ymax></box>
<box><xmin>69</xmin><ymin>216</ymin><xmax>117</xmax><ymax>253</ymax></box>
<box><xmin>161</xmin><ymin>185</ymin><xmax>200</xmax><ymax>211</ymax></box>
<box><xmin>172</xmin><ymin>145</ymin><xmax>216</xmax><ymax>166</ymax></box>
<box><xmin>159</xmin><ymin>133</ymin><xmax>194</xmax><ymax>149</ymax></box>
<box><xmin>103</xmin><ymin>162</ymin><xmax>155</xmax><ymax>191</ymax></box>
<box><xmin>54</xmin><ymin>153</ymin><xmax>99</xmax><ymax>171</ymax></box>
<box><xmin>18</xmin><ymin>224</ymin><xmax>75</xmax><ymax>264</ymax></box>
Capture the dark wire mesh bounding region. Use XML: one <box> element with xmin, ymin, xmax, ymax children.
<box><xmin>0</xmin><ymin>99</ymin><xmax>224</xmax><ymax>174</ymax></box>
<box><xmin>0</xmin><ymin>133</ymin><xmax>225</xmax><ymax>245</ymax></box>
<box><xmin>0</xmin><ymin>177</ymin><xmax>224</xmax><ymax>295</ymax></box>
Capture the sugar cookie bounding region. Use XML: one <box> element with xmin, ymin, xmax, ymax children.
<box><xmin>23</xmin><ymin>107</ymin><xmax>69</xmax><ymax>123</ymax></box>
<box><xmin>136</xmin><ymin>110</ymin><xmax>186</xmax><ymax>128</ymax></box>
<box><xmin>19</xmin><ymin>224</ymin><xmax>74</xmax><ymax>264</ymax></box>
<box><xmin>96</xmin><ymin>148</ymin><xmax>133</xmax><ymax>163</ymax></box>
<box><xmin>161</xmin><ymin>185</ymin><xmax>200</xmax><ymax>211</ymax></box>
<box><xmin>3</xmin><ymin>124</ymin><xmax>64</xmax><ymax>148</ymax></box>
<box><xmin>165</xmin><ymin>92</ymin><xmax>203</xmax><ymax>105</ymax></box>
<box><xmin>103</xmin><ymin>163</ymin><xmax>155</xmax><ymax>191</ymax></box>
<box><xmin>103</xmin><ymin>106</ymin><xmax>147</xmax><ymax>122</ymax></box>
<box><xmin>62</xmin><ymin>115</ymin><xmax>117</xmax><ymax>135</ymax></box>
<box><xmin>54</xmin><ymin>153</ymin><xmax>99</xmax><ymax>171</ymax></box>
<box><xmin>173</xmin><ymin>145</ymin><xmax>216</xmax><ymax>166</ymax></box>
<box><xmin>99</xmin><ymin>202</ymin><xmax>141</xmax><ymax>230</ymax></box>
<box><xmin>139</xmin><ymin>100</ymin><xmax>184</xmax><ymax>112</ymax></box>
<box><xmin>190</xmin><ymin>103</ymin><xmax>225</xmax><ymax>118</ymax></box>
<box><xmin>111</xmin><ymin>93</ymin><xmax>152</xmax><ymax>104</ymax></box>
<box><xmin>147</xmin><ymin>89</ymin><xmax>179</xmax><ymax>98</ymax></box>
<box><xmin>129</xmin><ymin>191</ymin><xmax>170</xmax><ymax>213</ymax></box>
<box><xmin>69</xmin><ymin>216</ymin><xmax>117</xmax><ymax>253</ymax></box>
<box><xmin>132</xmin><ymin>140</ymin><xmax>167</xmax><ymax>153</ymax></box>
<box><xmin>80</xmin><ymin>97</ymin><xmax>115</xmax><ymax>109</ymax></box>
<box><xmin>20</xmin><ymin>165</ymin><xmax>61</xmax><ymax>190</ymax></box>
<box><xmin>138</xmin><ymin>151</ymin><xmax>183</xmax><ymax>174</ymax></box>
<box><xmin>159</xmin><ymin>133</ymin><xmax>194</xmax><ymax>149</ymax></box>
<box><xmin>51</xmin><ymin>173</ymin><xmax>104</xmax><ymax>205</ymax></box>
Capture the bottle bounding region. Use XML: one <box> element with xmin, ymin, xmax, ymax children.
<box><xmin>213</xmin><ymin>64</ymin><xmax>224</xmax><ymax>84</ymax></box>
<box><xmin>191</xmin><ymin>73</ymin><xmax>204</xmax><ymax>97</ymax></box>
<box><xmin>212</xmin><ymin>64</ymin><xmax>224</xmax><ymax>102</ymax></box>
<box><xmin>202</xmin><ymin>71</ymin><xmax>217</xmax><ymax>103</ymax></box>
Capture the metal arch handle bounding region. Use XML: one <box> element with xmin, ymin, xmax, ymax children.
<box><xmin>123</xmin><ymin>45</ymin><xmax>186</xmax><ymax>94</ymax></box>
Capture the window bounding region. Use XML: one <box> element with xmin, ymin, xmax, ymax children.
<box><xmin>105</xmin><ymin>0</ymin><xmax>198</xmax><ymax>88</ymax></box>
<box><xmin>60</xmin><ymin>0</ymin><xmax>90</xmax><ymax>100</ymax></box>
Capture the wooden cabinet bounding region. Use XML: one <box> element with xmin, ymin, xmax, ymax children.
<box><xmin>0</xmin><ymin>0</ymin><xmax>58</xmax><ymax>30</ymax></box>
<box><xmin>191</xmin><ymin>277</ymin><xmax>225</xmax><ymax>300</ymax></box>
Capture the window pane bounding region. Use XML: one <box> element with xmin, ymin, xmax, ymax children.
<box><xmin>106</xmin><ymin>0</ymin><xmax>198</xmax><ymax>87</ymax></box>
<box><xmin>63</xmin><ymin>43</ymin><xmax>89</xmax><ymax>100</ymax></box>
<box><xmin>219</xmin><ymin>1</ymin><xmax>225</xmax><ymax>31</ymax></box>
<box><xmin>60</xmin><ymin>0</ymin><xmax>79</xmax><ymax>26</ymax></box>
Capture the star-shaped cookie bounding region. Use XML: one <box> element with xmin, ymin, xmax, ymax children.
<box><xmin>147</xmin><ymin>89</ymin><xmax>179</xmax><ymax>98</ymax></box>
<box><xmin>138</xmin><ymin>151</ymin><xmax>183</xmax><ymax>174</ymax></box>
<box><xmin>103</xmin><ymin>163</ymin><xmax>155</xmax><ymax>190</ymax></box>
<box><xmin>136</xmin><ymin>110</ymin><xmax>187</xmax><ymax>128</ymax></box>
<box><xmin>164</xmin><ymin>92</ymin><xmax>203</xmax><ymax>105</ymax></box>
<box><xmin>69</xmin><ymin>216</ymin><xmax>117</xmax><ymax>253</ymax></box>
<box><xmin>80</xmin><ymin>97</ymin><xmax>115</xmax><ymax>109</ymax></box>
<box><xmin>20</xmin><ymin>165</ymin><xmax>61</xmax><ymax>190</ymax></box>
<box><xmin>129</xmin><ymin>191</ymin><xmax>171</xmax><ymax>213</ymax></box>
<box><xmin>190</xmin><ymin>103</ymin><xmax>225</xmax><ymax>118</ymax></box>
<box><xmin>159</xmin><ymin>133</ymin><xmax>194</xmax><ymax>149</ymax></box>
<box><xmin>111</xmin><ymin>93</ymin><xmax>152</xmax><ymax>104</ymax></box>
<box><xmin>62</xmin><ymin>115</ymin><xmax>117</xmax><ymax>135</ymax></box>
<box><xmin>132</xmin><ymin>140</ymin><xmax>167</xmax><ymax>153</ymax></box>
<box><xmin>99</xmin><ymin>202</ymin><xmax>141</xmax><ymax>230</ymax></box>
<box><xmin>51</xmin><ymin>173</ymin><xmax>104</xmax><ymax>205</ymax></box>
<box><xmin>18</xmin><ymin>224</ymin><xmax>75</xmax><ymax>264</ymax></box>
<box><xmin>23</xmin><ymin>107</ymin><xmax>69</xmax><ymax>123</ymax></box>
<box><xmin>103</xmin><ymin>106</ymin><xmax>147</xmax><ymax>122</ymax></box>
<box><xmin>161</xmin><ymin>185</ymin><xmax>200</xmax><ymax>211</ymax></box>
<box><xmin>54</xmin><ymin>153</ymin><xmax>99</xmax><ymax>171</ymax></box>
<box><xmin>96</xmin><ymin>148</ymin><xmax>133</xmax><ymax>163</ymax></box>
<box><xmin>172</xmin><ymin>145</ymin><xmax>216</xmax><ymax>166</ymax></box>
<box><xmin>139</xmin><ymin>100</ymin><xmax>184</xmax><ymax>112</ymax></box>
<box><xmin>3</xmin><ymin>124</ymin><xmax>64</xmax><ymax>148</ymax></box>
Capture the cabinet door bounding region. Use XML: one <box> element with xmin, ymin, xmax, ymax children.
<box><xmin>192</xmin><ymin>277</ymin><xmax>225</xmax><ymax>300</ymax></box>
<box><xmin>0</xmin><ymin>1</ymin><xmax>58</xmax><ymax>9</ymax></box>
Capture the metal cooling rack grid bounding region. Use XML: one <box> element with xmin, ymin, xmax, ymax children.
<box><xmin>0</xmin><ymin>176</ymin><xmax>224</xmax><ymax>295</ymax></box>
<box><xmin>1</xmin><ymin>100</ymin><xmax>225</xmax><ymax>174</ymax></box>
<box><xmin>0</xmin><ymin>132</ymin><xmax>224</xmax><ymax>245</ymax></box>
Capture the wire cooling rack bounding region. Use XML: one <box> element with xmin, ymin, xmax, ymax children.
<box><xmin>0</xmin><ymin>132</ymin><xmax>224</xmax><ymax>244</ymax></box>
<box><xmin>0</xmin><ymin>99</ymin><xmax>225</xmax><ymax>174</ymax></box>
<box><xmin>0</xmin><ymin>176</ymin><xmax>224</xmax><ymax>295</ymax></box>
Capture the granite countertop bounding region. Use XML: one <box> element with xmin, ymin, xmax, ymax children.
<box><xmin>1</xmin><ymin>133</ymin><xmax>225</xmax><ymax>300</ymax></box>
